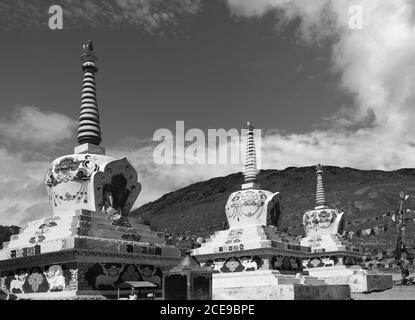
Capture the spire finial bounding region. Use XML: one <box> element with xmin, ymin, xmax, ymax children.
<box><xmin>242</xmin><ymin>121</ymin><xmax>259</xmax><ymax>189</ymax></box>
<box><xmin>315</xmin><ymin>164</ymin><xmax>327</xmax><ymax>209</ymax></box>
<box><xmin>77</xmin><ymin>40</ymin><xmax>102</xmax><ymax>148</ymax></box>
<box><xmin>83</xmin><ymin>40</ymin><xmax>94</xmax><ymax>52</ymax></box>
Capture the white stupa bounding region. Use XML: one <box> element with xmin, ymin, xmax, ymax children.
<box><xmin>300</xmin><ymin>165</ymin><xmax>393</xmax><ymax>293</ymax></box>
<box><xmin>0</xmin><ymin>41</ymin><xmax>180</xmax><ymax>299</ymax></box>
<box><xmin>192</xmin><ymin>123</ymin><xmax>351</xmax><ymax>300</ymax></box>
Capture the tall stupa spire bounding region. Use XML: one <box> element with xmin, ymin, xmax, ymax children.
<box><xmin>77</xmin><ymin>40</ymin><xmax>102</xmax><ymax>147</ymax></box>
<box><xmin>315</xmin><ymin>164</ymin><xmax>328</xmax><ymax>209</ymax></box>
<box><xmin>242</xmin><ymin>121</ymin><xmax>259</xmax><ymax>190</ymax></box>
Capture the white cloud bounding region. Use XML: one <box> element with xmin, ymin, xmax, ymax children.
<box><xmin>228</xmin><ymin>0</ymin><xmax>415</xmax><ymax>130</ymax></box>
<box><xmin>0</xmin><ymin>147</ymin><xmax>50</xmax><ymax>226</ymax></box>
<box><xmin>0</xmin><ymin>106</ymin><xmax>76</xmax><ymax>146</ymax></box>
<box><xmin>223</xmin><ymin>0</ymin><xmax>415</xmax><ymax>168</ymax></box>
<box><xmin>0</xmin><ymin>106</ymin><xmax>77</xmax><ymax>226</ymax></box>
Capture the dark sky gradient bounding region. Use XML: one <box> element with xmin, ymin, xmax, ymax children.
<box><xmin>0</xmin><ymin>0</ymin><xmax>351</xmax><ymax>150</ymax></box>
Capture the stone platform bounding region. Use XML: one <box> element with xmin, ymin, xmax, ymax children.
<box><xmin>212</xmin><ymin>270</ymin><xmax>350</xmax><ymax>300</ymax></box>
<box><xmin>192</xmin><ymin>225</ymin><xmax>351</xmax><ymax>300</ymax></box>
<box><xmin>301</xmin><ymin>236</ymin><xmax>392</xmax><ymax>293</ymax></box>
<box><xmin>305</xmin><ymin>265</ymin><xmax>393</xmax><ymax>293</ymax></box>
<box><xmin>0</xmin><ymin>211</ymin><xmax>181</xmax><ymax>297</ymax></box>
<box><xmin>192</xmin><ymin>225</ymin><xmax>311</xmax><ymax>273</ymax></box>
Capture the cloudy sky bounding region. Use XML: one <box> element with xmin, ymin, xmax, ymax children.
<box><xmin>1</xmin><ymin>0</ymin><xmax>415</xmax><ymax>226</ymax></box>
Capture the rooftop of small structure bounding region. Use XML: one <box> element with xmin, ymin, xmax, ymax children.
<box><xmin>170</xmin><ymin>252</ymin><xmax>210</xmax><ymax>272</ymax></box>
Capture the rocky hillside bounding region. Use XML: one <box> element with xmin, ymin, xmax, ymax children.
<box><xmin>131</xmin><ymin>166</ymin><xmax>415</xmax><ymax>251</ymax></box>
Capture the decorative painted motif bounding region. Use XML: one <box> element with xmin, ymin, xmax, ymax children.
<box><xmin>302</xmin><ymin>255</ymin><xmax>362</xmax><ymax>268</ymax></box>
<box><xmin>1</xmin><ymin>263</ymin><xmax>77</xmax><ymax>294</ymax></box>
<box><xmin>304</xmin><ymin>209</ymin><xmax>338</xmax><ymax>233</ymax></box>
<box><xmin>85</xmin><ymin>263</ymin><xmax>163</xmax><ymax>290</ymax></box>
<box><xmin>139</xmin><ymin>265</ymin><xmax>162</xmax><ymax>287</ymax></box>
<box><xmin>111</xmin><ymin>217</ymin><xmax>132</xmax><ymax>228</ymax></box>
<box><xmin>9</xmin><ymin>270</ymin><xmax>28</xmax><ymax>293</ymax></box>
<box><xmin>211</xmin><ymin>260</ymin><xmax>225</xmax><ymax>273</ymax></box>
<box><xmin>209</xmin><ymin>256</ymin><xmax>264</xmax><ymax>273</ymax></box>
<box><xmin>303</xmin><ymin>256</ymin><xmax>339</xmax><ymax>268</ymax></box>
<box><xmin>45</xmin><ymin>155</ymin><xmax>99</xmax><ymax>187</ymax></box>
<box><xmin>225</xmin><ymin>229</ymin><xmax>243</xmax><ymax>244</ymax></box>
<box><xmin>271</xmin><ymin>255</ymin><xmax>303</xmax><ymax>271</ymax></box>
<box><xmin>226</xmin><ymin>190</ymin><xmax>268</xmax><ymax>222</ymax></box>
<box><xmin>107</xmin><ymin>217</ymin><xmax>143</xmax><ymax>241</ymax></box>
<box><xmin>225</xmin><ymin>238</ymin><xmax>241</xmax><ymax>244</ymax></box>
<box><xmin>39</xmin><ymin>219</ymin><xmax>58</xmax><ymax>229</ymax></box>
<box><xmin>44</xmin><ymin>265</ymin><xmax>66</xmax><ymax>292</ymax></box>
<box><xmin>94</xmin><ymin>264</ymin><xmax>125</xmax><ymax>289</ymax></box>
<box><xmin>228</xmin><ymin>229</ymin><xmax>243</xmax><ymax>237</ymax></box>
<box><xmin>29</xmin><ymin>233</ymin><xmax>46</xmax><ymax>244</ymax></box>
<box><xmin>121</xmin><ymin>265</ymin><xmax>141</xmax><ymax>282</ymax></box>
<box><xmin>216</xmin><ymin>243</ymin><xmax>245</xmax><ymax>253</ymax></box>
<box><xmin>45</xmin><ymin>155</ymin><xmax>99</xmax><ymax>207</ymax></box>
<box><xmin>306</xmin><ymin>236</ymin><xmax>322</xmax><ymax>248</ymax></box>
<box><xmin>225</xmin><ymin>258</ymin><xmax>241</xmax><ymax>272</ymax></box>
<box><xmin>240</xmin><ymin>256</ymin><xmax>259</xmax><ymax>271</ymax></box>
<box><xmin>28</xmin><ymin>271</ymin><xmax>44</xmax><ymax>292</ymax></box>
<box><xmin>27</xmin><ymin>217</ymin><xmax>61</xmax><ymax>244</ymax></box>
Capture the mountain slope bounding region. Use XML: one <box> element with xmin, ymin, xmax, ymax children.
<box><xmin>131</xmin><ymin>166</ymin><xmax>415</xmax><ymax>251</ymax></box>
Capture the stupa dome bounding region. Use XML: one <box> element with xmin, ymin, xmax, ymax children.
<box><xmin>303</xmin><ymin>208</ymin><xmax>344</xmax><ymax>237</ymax></box>
<box><xmin>225</xmin><ymin>188</ymin><xmax>280</xmax><ymax>227</ymax></box>
<box><xmin>45</xmin><ymin>153</ymin><xmax>141</xmax><ymax>217</ymax></box>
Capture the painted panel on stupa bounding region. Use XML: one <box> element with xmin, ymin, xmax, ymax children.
<box><xmin>84</xmin><ymin>263</ymin><xmax>163</xmax><ymax>290</ymax></box>
<box><xmin>45</xmin><ymin>154</ymin><xmax>141</xmax><ymax>216</ymax></box>
<box><xmin>271</xmin><ymin>255</ymin><xmax>303</xmax><ymax>271</ymax></box>
<box><xmin>225</xmin><ymin>190</ymin><xmax>279</xmax><ymax>227</ymax></box>
<box><xmin>303</xmin><ymin>209</ymin><xmax>344</xmax><ymax>236</ymax></box>
<box><xmin>0</xmin><ymin>263</ymin><xmax>77</xmax><ymax>294</ymax></box>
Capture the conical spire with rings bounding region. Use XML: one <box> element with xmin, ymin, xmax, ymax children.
<box><xmin>315</xmin><ymin>164</ymin><xmax>328</xmax><ymax>209</ymax></box>
<box><xmin>242</xmin><ymin>121</ymin><xmax>259</xmax><ymax>189</ymax></box>
<box><xmin>77</xmin><ymin>40</ymin><xmax>102</xmax><ymax>146</ymax></box>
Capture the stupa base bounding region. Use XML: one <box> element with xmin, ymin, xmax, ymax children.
<box><xmin>0</xmin><ymin>248</ymin><xmax>180</xmax><ymax>299</ymax></box>
<box><xmin>212</xmin><ymin>270</ymin><xmax>350</xmax><ymax>300</ymax></box>
<box><xmin>305</xmin><ymin>265</ymin><xmax>393</xmax><ymax>293</ymax></box>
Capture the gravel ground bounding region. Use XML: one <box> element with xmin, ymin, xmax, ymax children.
<box><xmin>352</xmin><ymin>286</ymin><xmax>415</xmax><ymax>300</ymax></box>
